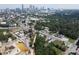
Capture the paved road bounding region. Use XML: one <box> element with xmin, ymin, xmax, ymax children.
<box><xmin>32</xmin><ymin>34</ymin><xmax>37</xmax><ymax>48</ymax></box>
<box><xmin>0</xmin><ymin>27</ymin><xmax>19</xmax><ymax>29</ymax></box>
<box><xmin>64</xmin><ymin>38</ymin><xmax>79</xmax><ymax>55</ymax></box>
<box><xmin>13</xmin><ymin>17</ymin><xmax>37</xmax><ymax>55</ymax></box>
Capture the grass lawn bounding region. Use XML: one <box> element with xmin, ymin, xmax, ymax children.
<box><xmin>52</xmin><ymin>46</ymin><xmax>63</xmax><ymax>55</ymax></box>
<box><xmin>69</xmin><ymin>38</ymin><xmax>75</xmax><ymax>43</ymax></box>
<box><xmin>0</xmin><ymin>29</ymin><xmax>9</xmax><ymax>35</ymax></box>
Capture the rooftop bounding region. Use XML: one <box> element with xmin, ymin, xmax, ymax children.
<box><xmin>16</xmin><ymin>41</ymin><xmax>29</xmax><ymax>53</ymax></box>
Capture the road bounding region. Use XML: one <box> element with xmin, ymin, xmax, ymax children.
<box><xmin>0</xmin><ymin>27</ymin><xmax>20</xmax><ymax>29</ymax></box>
<box><xmin>32</xmin><ymin>34</ymin><xmax>37</xmax><ymax>48</ymax></box>
<box><xmin>11</xmin><ymin>17</ymin><xmax>37</xmax><ymax>55</ymax></box>
<box><xmin>64</xmin><ymin>38</ymin><xmax>79</xmax><ymax>55</ymax></box>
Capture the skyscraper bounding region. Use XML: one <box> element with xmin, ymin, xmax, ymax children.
<box><xmin>22</xmin><ymin>4</ymin><xmax>24</xmax><ymax>12</ymax></box>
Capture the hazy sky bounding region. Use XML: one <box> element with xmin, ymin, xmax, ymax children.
<box><xmin>0</xmin><ymin>4</ymin><xmax>79</xmax><ymax>9</ymax></box>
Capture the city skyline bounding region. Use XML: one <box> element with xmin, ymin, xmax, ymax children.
<box><xmin>0</xmin><ymin>4</ymin><xmax>79</xmax><ymax>9</ymax></box>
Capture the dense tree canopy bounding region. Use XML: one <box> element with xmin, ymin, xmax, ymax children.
<box><xmin>0</xmin><ymin>29</ymin><xmax>16</xmax><ymax>42</ymax></box>
<box><xmin>35</xmin><ymin>11</ymin><xmax>79</xmax><ymax>39</ymax></box>
<box><xmin>34</xmin><ymin>34</ymin><xmax>64</xmax><ymax>55</ymax></box>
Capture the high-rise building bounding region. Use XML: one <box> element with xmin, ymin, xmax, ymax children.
<box><xmin>22</xmin><ymin>4</ymin><xmax>24</xmax><ymax>12</ymax></box>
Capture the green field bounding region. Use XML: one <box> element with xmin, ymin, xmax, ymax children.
<box><xmin>69</xmin><ymin>38</ymin><xmax>75</xmax><ymax>43</ymax></box>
